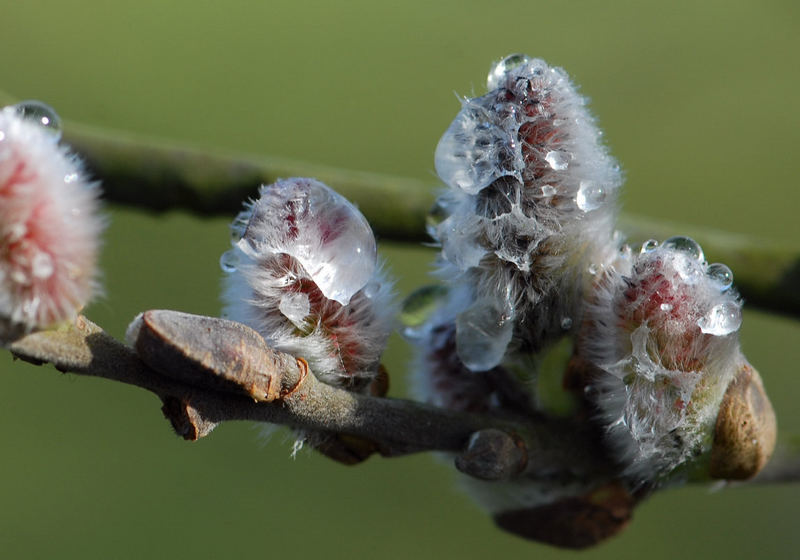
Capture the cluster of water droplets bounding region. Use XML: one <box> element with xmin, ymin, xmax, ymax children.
<box><xmin>637</xmin><ymin>236</ymin><xmax>740</xmax><ymax>337</ymax></box>
<box><xmin>434</xmin><ymin>54</ymin><xmax>622</xmax><ymax>215</ymax></box>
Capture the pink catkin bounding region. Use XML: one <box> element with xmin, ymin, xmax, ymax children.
<box><xmin>0</xmin><ymin>106</ymin><xmax>102</xmax><ymax>329</ymax></box>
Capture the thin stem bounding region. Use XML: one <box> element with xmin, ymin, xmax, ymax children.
<box><xmin>63</xmin><ymin>123</ymin><xmax>800</xmax><ymax>319</ymax></box>
<box><xmin>4</xmin><ymin>311</ymin><xmax>799</xmax><ymax>487</ymax></box>
<box><xmin>6</xmin><ymin>313</ymin><xmax>603</xmax><ymax>478</ymax></box>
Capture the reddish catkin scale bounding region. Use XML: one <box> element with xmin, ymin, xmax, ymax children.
<box><xmin>0</xmin><ymin>102</ymin><xmax>103</xmax><ymax>335</ymax></box>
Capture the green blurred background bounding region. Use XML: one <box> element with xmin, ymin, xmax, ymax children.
<box><xmin>1</xmin><ymin>1</ymin><xmax>799</xmax><ymax>558</ymax></box>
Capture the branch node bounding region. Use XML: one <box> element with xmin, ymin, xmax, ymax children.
<box><xmin>455</xmin><ymin>428</ymin><xmax>529</xmax><ymax>481</ymax></box>
<box><xmin>161</xmin><ymin>395</ymin><xmax>218</xmax><ymax>441</ymax></box>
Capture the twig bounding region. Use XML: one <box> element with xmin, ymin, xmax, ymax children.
<box><xmin>5</xmin><ymin>311</ymin><xmax>607</xmax><ymax>480</ymax></box>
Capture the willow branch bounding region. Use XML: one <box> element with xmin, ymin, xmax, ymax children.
<box><xmin>4</xmin><ymin>310</ymin><xmax>800</xmax><ymax>486</ymax></box>
<box><xmin>5</xmin><ymin>312</ymin><xmax>604</xmax><ymax>480</ymax></box>
<box><xmin>750</xmin><ymin>437</ymin><xmax>800</xmax><ymax>484</ymax></box>
<box><xmin>1</xmin><ymin>88</ymin><xmax>796</xmax><ymax>316</ymax></box>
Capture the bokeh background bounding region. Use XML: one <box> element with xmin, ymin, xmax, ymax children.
<box><xmin>1</xmin><ymin>1</ymin><xmax>799</xmax><ymax>558</ymax></box>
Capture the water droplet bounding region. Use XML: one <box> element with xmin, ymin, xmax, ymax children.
<box><xmin>697</xmin><ymin>301</ymin><xmax>742</xmax><ymax>336</ymax></box>
<box><xmin>400</xmin><ymin>285</ymin><xmax>448</xmax><ymax>328</ymax></box>
<box><xmin>279</xmin><ymin>292</ymin><xmax>310</xmax><ymax>329</ymax></box>
<box><xmin>455</xmin><ymin>301</ymin><xmax>515</xmax><ymax>371</ymax></box>
<box><xmin>31</xmin><ymin>251</ymin><xmax>54</xmax><ymax>279</ymax></box>
<box><xmin>576</xmin><ymin>180</ymin><xmax>606</xmax><ymax>211</ymax></box>
<box><xmin>707</xmin><ymin>263</ymin><xmax>733</xmax><ymax>291</ymax></box>
<box><xmin>14</xmin><ymin>100</ymin><xmax>62</xmax><ymax>141</ymax></box>
<box><xmin>640</xmin><ymin>239</ymin><xmax>659</xmax><ymax>253</ymax></box>
<box><xmin>660</xmin><ymin>303</ymin><xmax>673</xmax><ymax>312</ymax></box>
<box><xmin>588</xmin><ymin>264</ymin><xmax>599</xmax><ymax>276</ymax></box>
<box><xmin>248</xmin><ymin>179</ymin><xmax>377</xmax><ymax>305</ymax></box>
<box><xmin>486</xmin><ymin>53</ymin><xmax>532</xmax><ymax>91</ymax></box>
<box><xmin>662</xmin><ymin>236</ymin><xmax>704</xmax><ymax>262</ymax></box>
<box><xmin>219</xmin><ymin>249</ymin><xmax>239</xmax><ymax>273</ymax></box>
<box><xmin>540</xmin><ymin>184</ymin><xmax>556</xmax><ymax>197</ymax></box>
<box><xmin>544</xmin><ymin>150</ymin><xmax>571</xmax><ymax>171</ymax></box>
<box><xmin>560</xmin><ymin>317</ymin><xmax>573</xmax><ymax>330</ymax></box>
<box><xmin>64</xmin><ymin>172</ymin><xmax>79</xmax><ymax>184</ymax></box>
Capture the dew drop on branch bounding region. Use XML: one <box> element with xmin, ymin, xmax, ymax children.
<box><xmin>576</xmin><ymin>180</ymin><xmax>606</xmax><ymax>212</ymax></box>
<box><xmin>662</xmin><ymin>236</ymin><xmax>704</xmax><ymax>263</ymax></box>
<box><xmin>455</xmin><ymin>302</ymin><xmax>514</xmax><ymax>371</ymax></box>
<box><xmin>486</xmin><ymin>53</ymin><xmax>532</xmax><ymax>90</ymax></box>
<box><xmin>13</xmin><ymin>100</ymin><xmax>62</xmax><ymax>141</ymax></box>
<box><xmin>707</xmin><ymin>263</ymin><xmax>734</xmax><ymax>291</ymax></box>
<box><xmin>219</xmin><ymin>249</ymin><xmax>239</xmax><ymax>273</ymax></box>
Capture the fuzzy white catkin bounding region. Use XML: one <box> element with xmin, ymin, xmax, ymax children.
<box><xmin>580</xmin><ymin>237</ymin><xmax>744</xmax><ymax>482</ymax></box>
<box><xmin>220</xmin><ymin>178</ymin><xmax>396</xmax><ymax>390</ymax></box>
<box><xmin>0</xmin><ymin>103</ymin><xmax>103</xmax><ymax>332</ymax></box>
<box><xmin>430</xmin><ymin>54</ymin><xmax>623</xmax><ymax>371</ymax></box>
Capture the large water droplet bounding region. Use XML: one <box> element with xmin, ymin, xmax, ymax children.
<box><xmin>14</xmin><ymin>100</ymin><xmax>62</xmax><ymax>141</ymax></box>
<box><xmin>246</xmin><ymin>179</ymin><xmax>377</xmax><ymax>306</ymax></box>
<box><xmin>560</xmin><ymin>317</ymin><xmax>573</xmax><ymax>330</ymax></box>
<box><xmin>576</xmin><ymin>180</ymin><xmax>606</xmax><ymax>212</ymax></box>
<box><xmin>455</xmin><ymin>301</ymin><xmax>514</xmax><ymax>371</ymax></box>
<box><xmin>486</xmin><ymin>53</ymin><xmax>532</xmax><ymax>91</ymax></box>
<box><xmin>434</xmin><ymin>104</ymin><xmax>520</xmax><ymax>194</ymax></box>
<box><xmin>219</xmin><ymin>249</ymin><xmax>239</xmax><ymax>273</ymax></box>
<box><xmin>662</xmin><ymin>236</ymin><xmax>704</xmax><ymax>262</ymax></box>
<box><xmin>31</xmin><ymin>251</ymin><xmax>54</xmax><ymax>279</ymax></box>
<box><xmin>707</xmin><ymin>263</ymin><xmax>733</xmax><ymax>291</ymax></box>
<box><xmin>544</xmin><ymin>150</ymin><xmax>571</xmax><ymax>171</ymax></box>
<box><xmin>279</xmin><ymin>292</ymin><xmax>310</xmax><ymax>329</ymax></box>
<box><xmin>697</xmin><ymin>301</ymin><xmax>742</xmax><ymax>336</ymax></box>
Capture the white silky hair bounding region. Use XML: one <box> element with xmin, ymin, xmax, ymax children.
<box><xmin>430</xmin><ymin>56</ymin><xmax>623</xmax><ymax>369</ymax></box>
<box><xmin>0</xmin><ymin>105</ymin><xmax>103</xmax><ymax>330</ymax></box>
